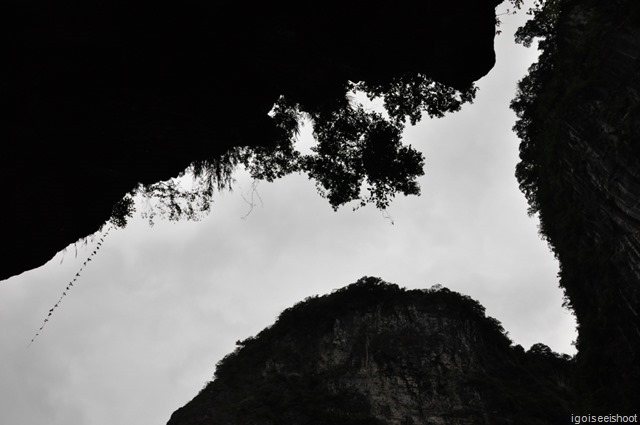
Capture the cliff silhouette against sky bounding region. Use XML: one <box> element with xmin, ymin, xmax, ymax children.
<box><xmin>511</xmin><ymin>0</ymin><xmax>640</xmax><ymax>411</ymax></box>
<box><xmin>167</xmin><ymin>278</ymin><xmax>574</xmax><ymax>425</ymax></box>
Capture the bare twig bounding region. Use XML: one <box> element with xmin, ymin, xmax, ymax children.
<box><xmin>381</xmin><ymin>209</ymin><xmax>395</xmax><ymax>225</ymax></box>
<box><xmin>241</xmin><ymin>180</ymin><xmax>264</xmax><ymax>220</ymax></box>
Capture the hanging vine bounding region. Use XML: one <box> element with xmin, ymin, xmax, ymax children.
<box><xmin>28</xmin><ymin>224</ymin><xmax>115</xmax><ymax>346</ymax></box>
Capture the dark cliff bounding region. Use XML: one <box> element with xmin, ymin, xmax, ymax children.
<box><xmin>167</xmin><ymin>278</ymin><xmax>574</xmax><ymax>425</ymax></box>
<box><xmin>511</xmin><ymin>0</ymin><xmax>640</xmax><ymax>411</ymax></box>
<box><xmin>3</xmin><ymin>0</ymin><xmax>500</xmax><ymax>281</ymax></box>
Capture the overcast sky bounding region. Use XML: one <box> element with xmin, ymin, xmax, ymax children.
<box><xmin>1</xmin><ymin>5</ymin><xmax>577</xmax><ymax>425</ymax></box>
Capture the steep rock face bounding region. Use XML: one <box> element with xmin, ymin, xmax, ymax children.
<box><xmin>167</xmin><ymin>278</ymin><xmax>573</xmax><ymax>425</ymax></box>
<box><xmin>513</xmin><ymin>0</ymin><xmax>640</xmax><ymax>410</ymax></box>
<box><xmin>3</xmin><ymin>0</ymin><xmax>501</xmax><ymax>281</ymax></box>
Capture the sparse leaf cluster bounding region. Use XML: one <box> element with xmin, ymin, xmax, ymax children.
<box><xmin>135</xmin><ymin>150</ymin><xmax>243</xmax><ymax>226</ymax></box>
<box><xmin>495</xmin><ymin>0</ymin><xmax>525</xmax><ymax>34</ymax></box>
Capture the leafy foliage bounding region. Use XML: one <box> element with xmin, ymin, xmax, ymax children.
<box><xmin>127</xmin><ymin>74</ymin><xmax>477</xmax><ymax>224</ymax></box>
<box><xmin>510</xmin><ymin>0</ymin><xmax>565</xmax><ymax>217</ymax></box>
<box><xmin>354</xmin><ymin>75</ymin><xmax>478</xmax><ymax>126</ymax></box>
<box><xmin>304</xmin><ymin>105</ymin><xmax>424</xmax><ymax>210</ymax></box>
<box><xmin>133</xmin><ymin>150</ymin><xmax>243</xmax><ymax>226</ymax></box>
<box><xmin>239</xmin><ymin>75</ymin><xmax>476</xmax><ymax>211</ymax></box>
<box><xmin>514</xmin><ymin>0</ymin><xmax>563</xmax><ymax>48</ymax></box>
<box><xmin>237</xmin><ymin>96</ymin><xmax>304</xmax><ymax>183</ymax></box>
<box><xmin>109</xmin><ymin>196</ymin><xmax>135</xmax><ymax>228</ymax></box>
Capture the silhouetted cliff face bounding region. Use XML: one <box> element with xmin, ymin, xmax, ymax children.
<box><xmin>512</xmin><ymin>0</ymin><xmax>640</xmax><ymax>411</ymax></box>
<box><xmin>3</xmin><ymin>0</ymin><xmax>500</xmax><ymax>281</ymax></box>
<box><xmin>167</xmin><ymin>278</ymin><xmax>574</xmax><ymax>425</ymax></box>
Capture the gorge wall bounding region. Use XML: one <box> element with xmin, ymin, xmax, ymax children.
<box><xmin>512</xmin><ymin>0</ymin><xmax>640</xmax><ymax>410</ymax></box>
<box><xmin>167</xmin><ymin>278</ymin><xmax>574</xmax><ymax>425</ymax></box>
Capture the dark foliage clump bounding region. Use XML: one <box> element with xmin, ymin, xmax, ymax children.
<box><xmin>511</xmin><ymin>0</ymin><xmax>565</xmax><ymax>218</ymax></box>
<box><xmin>239</xmin><ymin>77</ymin><xmax>476</xmax><ymax>211</ymax></box>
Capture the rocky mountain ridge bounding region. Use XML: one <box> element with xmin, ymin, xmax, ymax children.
<box><xmin>167</xmin><ymin>278</ymin><xmax>574</xmax><ymax>425</ymax></box>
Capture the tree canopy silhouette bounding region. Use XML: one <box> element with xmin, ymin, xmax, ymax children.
<box><xmin>510</xmin><ymin>0</ymin><xmax>564</xmax><ymax>218</ymax></box>
<box><xmin>129</xmin><ymin>75</ymin><xmax>478</xmax><ymax>224</ymax></box>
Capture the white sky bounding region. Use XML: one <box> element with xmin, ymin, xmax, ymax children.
<box><xmin>1</xmin><ymin>5</ymin><xmax>577</xmax><ymax>425</ymax></box>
